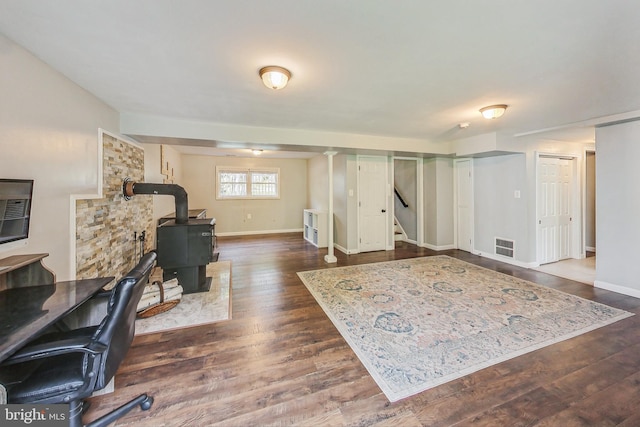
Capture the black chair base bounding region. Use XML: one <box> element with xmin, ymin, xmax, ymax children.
<box><xmin>82</xmin><ymin>394</ymin><xmax>153</xmax><ymax>427</ymax></box>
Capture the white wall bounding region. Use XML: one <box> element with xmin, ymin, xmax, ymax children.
<box><xmin>423</xmin><ymin>158</ymin><xmax>454</xmax><ymax>249</ymax></box>
<box><xmin>473</xmin><ymin>154</ymin><xmax>529</xmax><ymax>260</ymax></box>
<box><xmin>332</xmin><ymin>154</ymin><xmax>358</xmax><ymax>253</ymax></box>
<box><xmin>307</xmin><ymin>154</ymin><xmax>329</xmax><ymax>210</ymax></box>
<box><xmin>142</xmin><ymin>143</ymin><xmax>184</xmax><ymax>246</ymax></box>
<box><xmin>0</xmin><ymin>34</ymin><xmax>118</xmax><ymax>279</ymax></box>
<box><xmin>180</xmin><ymin>154</ymin><xmax>307</xmax><ymax>235</ymax></box>
<box><xmin>594</xmin><ymin>120</ymin><xmax>640</xmax><ymax>297</ymax></box>
<box><xmin>333</xmin><ymin>155</ymin><xmax>348</xmax><ymax>249</ymax></box>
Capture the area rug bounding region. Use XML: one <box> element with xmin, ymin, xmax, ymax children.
<box><xmin>297</xmin><ymin>256</ymin><xmax>633</xmax><ymax>402</ymax></box>
<box><xmin>135</xmin><ymin>261</ymin><xmax>232</xmax><ymax>335</ymax></box>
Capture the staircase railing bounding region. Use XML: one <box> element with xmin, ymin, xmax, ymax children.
<box><xmin>394</xmin><ymin>187</ymin><xmax>409</xmax><ymax>208</ymax></box>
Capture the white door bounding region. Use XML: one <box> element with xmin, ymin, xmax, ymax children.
<box><xmin>455</xmin><ymin>159</ymin><xmax>473</xmax><ymax>252</ymax></box>
<box><xmin>538</xmin><ymin>156</ymin><xmax>573</xmax><ymax>264</ymax></box>
<box><xmin>358</xmin><ymin>156</ymin><xmax>388</xmax><ymax>252</ymax></box>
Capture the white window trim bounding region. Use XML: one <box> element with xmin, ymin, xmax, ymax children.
<box><xmin>215</xmin><ymin>166</ymin><xmax>281</xmax><ymax>200</ymax></box>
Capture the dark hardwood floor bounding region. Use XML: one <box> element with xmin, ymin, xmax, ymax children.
<box><xmin>86</xmin><ymin>233</ymin><xmax>640</xmax><ymax>426</ymax></box>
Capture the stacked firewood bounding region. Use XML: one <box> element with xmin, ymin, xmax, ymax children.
<box><xmin>136</xmin><ymin>278</ymin><xmax>183</xmax><ymax>317</ymax></box>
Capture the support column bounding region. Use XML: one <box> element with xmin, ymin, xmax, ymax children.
<box><xmin>324</xmin><ymin>151</ymin><xmax>338</xmax><ymax>264</ymax></box>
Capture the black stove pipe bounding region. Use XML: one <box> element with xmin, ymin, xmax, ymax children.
<box><xmin>123</xmin><ymin>179</ymin><xmax>189</xmax><ymax>224</ymax></box>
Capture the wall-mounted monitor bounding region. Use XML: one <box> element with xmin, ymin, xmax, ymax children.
<box><xmin>0</xmin><ymin>179</ymin><xmax>34</xmax><ymax>245</ymax></box>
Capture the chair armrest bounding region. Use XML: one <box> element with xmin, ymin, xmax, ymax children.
<box><xmin>2</xmin><ymin>337</ymin><xmax>107</xmax><ymax>365</ymax></box>
<box><xmin>91</xmin><ymin>288</ymin><xmax>113</xmax><ymax>299</ymax></box>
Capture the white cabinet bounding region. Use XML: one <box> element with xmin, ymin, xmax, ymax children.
<box><xmin>303</xmin><ymin>209</ymin><xmax>327</xmax><ymax>248</ymax></box>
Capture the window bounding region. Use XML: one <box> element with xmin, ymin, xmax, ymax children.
<box><xmin>216</xmin><ymin>167</ymin><xmax>280</xmax><ymax>199</ymax></box>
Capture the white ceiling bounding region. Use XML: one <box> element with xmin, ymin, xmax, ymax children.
<box><xmin>2</xmin><ymin>1</ymin><xmax>638</xmax><ymax>156</ymax></box>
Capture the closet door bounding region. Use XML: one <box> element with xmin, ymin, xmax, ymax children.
<box><xmin>455</xmin><ymin>159</ymin><xmax>473</xmax><ymax>253</ymax></box>
<box><xmin>538</xmin><ymin>156</ymin><xmax>573</xmax><ymax>264</ymax></box>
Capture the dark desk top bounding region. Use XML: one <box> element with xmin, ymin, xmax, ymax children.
<box><xmin>0</xmin><ymin>277</ymin><xmax>114</xmax><ymax>363</ymax></box>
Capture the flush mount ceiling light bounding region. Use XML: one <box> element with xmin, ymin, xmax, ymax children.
<box><xmin>479</xmin><ymin>104</ymin><xmax>508</xmax><ymax>119</ymax></box>
<box><xmin>259</xmin><ymin>66</ymin><xmax>291</xmax><ymax>90</ymax></box>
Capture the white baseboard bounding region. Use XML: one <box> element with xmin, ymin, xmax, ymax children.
<box><xmin>335</xmin><ymin>244</ymin><xmax>359</xmax><ymax>255</ymax></box>
<box><xmin>594</xmin><ymin>280</ymin><xmax>640</xmax><ymax>298</ymax></box>
<box><xmin>216</xmin><ymin>228</ymin><xmax>303</xmax><ymax>237</ymax></box>
<box><xmin>474</xmin><ymin>250</ymin><xmax>539</xmax><ymax>269</ymax></box>
<box><xmin>586</xmin><ymin>246</ymin><xmax>596</xmax><ymax>253</ymax></box>
<box><xmin>421</xmin><ymin>243</ymin><xmax>455</xmax><ymax>251</ymax></box>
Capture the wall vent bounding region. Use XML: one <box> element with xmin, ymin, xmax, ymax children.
<box><xmin>495</xmin><ymin>237</ymin><xmax>515</xmax><ymax>258</ymax></box>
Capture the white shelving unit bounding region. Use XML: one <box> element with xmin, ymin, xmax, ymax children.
<box><xmin>303</xmin><ymin>209</ymin><xmax>327</xmax><ymax>248</ymax></box>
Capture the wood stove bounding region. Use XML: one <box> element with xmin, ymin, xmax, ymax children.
<box><xmin>123</xmin><ymin>180</ymin><xmax>217</xmax><ymax>294</ymax></box>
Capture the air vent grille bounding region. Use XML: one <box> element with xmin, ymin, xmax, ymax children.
<box><xmin>495</xmin><ymin>237</ymin><xmax>515</xmax><ymax>258</ymax></box>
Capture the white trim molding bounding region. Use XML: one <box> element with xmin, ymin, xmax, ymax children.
<box><xmin>475</xmin><ymin>250</ymin><xmax>539</xmax><ymax>269</ymax></box>
<box><xmin>216</xmin><ymin>228</ymin><xmax>303</xmax><ymax>237</ymax></box>
<box><xmin>421</xmin><ymin>243</ymin><xmax>455</xmax><ymax>251</ymax></box>
<box><xmin>335</xmin><ymin>244</ymin><xmax>359</xmax><ymax>255</ymax></box>
<box><xmin>594</xmin><ymin>280</ymin><xmax>640</xmax><ymax>299</ymax></box>
<box><xmin>68</xmin><ymin>128</ymin><xmax>142</xmax><ymax>278</ymax></box>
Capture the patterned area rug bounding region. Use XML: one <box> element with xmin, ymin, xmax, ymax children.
<box><xmin>297</xmin><ymin>256</ymin><xmax>633</xmax><ymax>402</ymax></box>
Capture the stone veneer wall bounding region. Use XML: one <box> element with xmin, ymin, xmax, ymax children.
<box><xmin>76</xmin><ymin>133</ymin><xmax>153</xmax><ymax>281</ymax></box>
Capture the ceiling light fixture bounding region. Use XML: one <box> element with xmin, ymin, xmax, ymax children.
<box><xmin>252</xmin><ymin>149</ymin><xmax>263</xmax><ymax>155</ymax></box>
<box><xmin>259</xmin><ymin>66</ymin><xmax>291</xmax><ymax>90</ymax></box>
<box><xmin>479</xmin><ymin>104</ymin><xmax>508</xmax><ymax>119</ymax></box>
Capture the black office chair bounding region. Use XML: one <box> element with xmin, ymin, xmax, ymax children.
<box><xmin>0</xmin><ymin>251</ymin><xmax>157</xmax><ymax>427</ymax></box>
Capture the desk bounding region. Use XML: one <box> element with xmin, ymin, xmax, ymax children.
<box><xmin>0</xmin><ymin>253</ymin><xmax>55</xmax><ymax>291</ymax></box>
<box><xmin>0</xmin><ymin>277</ymin><xmax>114</xmax><ymax>363</ymax></box>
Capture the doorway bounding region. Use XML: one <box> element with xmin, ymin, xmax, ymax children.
<box><xmin>393</xmin><ymin>158</ymin><xmax>419</xmax><ymax>245</ymax></box>
<box><xmin>536</xmin><ymin>154</ymin><xmax>579</xmax><ymax>265</ymax></box>
<box><xmin>585</xmin><ymin>151</ymin><xmax>596</xmax><ymax>254</ymax></box>
<box><xmin>534</xmin><ymin>151</ymin><xmax>596</xmax><ymax>283</ymax></box>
